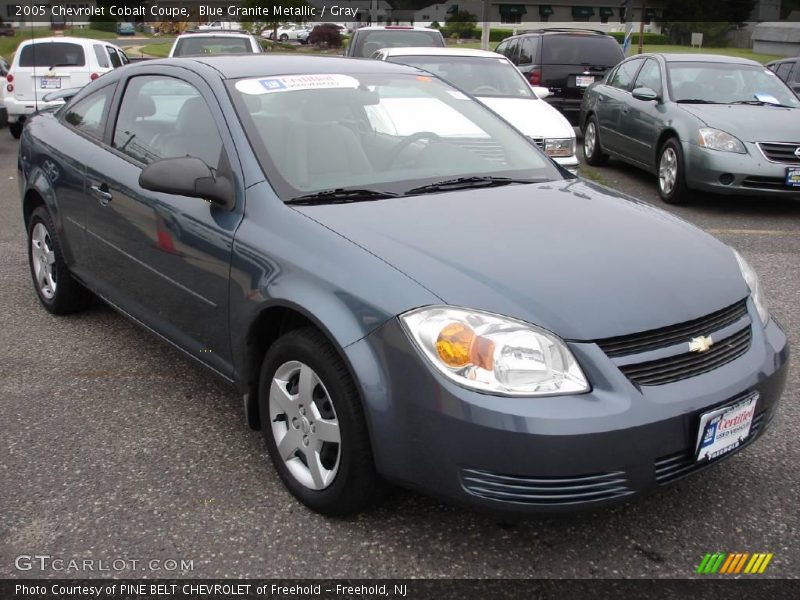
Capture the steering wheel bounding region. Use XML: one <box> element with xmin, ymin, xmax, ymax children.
<box><xmin>388</xmin><ymin>131</ymin><xmax>442</xmax><ymax>167</ymax></box>
<box><xmin>472</xmin><ymin>85</ymin><xmax>500</xmax><ymax>95</ymax></box>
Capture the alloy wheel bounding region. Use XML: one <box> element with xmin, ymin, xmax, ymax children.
<box><xmin>269</xmin><ymin>360</ymin><xmax>341</xmax><ymax>490</ymax></box>
<box><xmin>584</xmin><ymin>122</ymin><xmax>596</xmax><ymax>157</ymax></box>
<box><xmin>659</xmin><ymin>147</ymin><xmax>678</xmax><ymax>196</ymax></box>
<box><xmin>30</xmin><ymin>222</ymin><xmax>57</xmax><ymax>299</ymax></box>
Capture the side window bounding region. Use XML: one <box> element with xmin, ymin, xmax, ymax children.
<box><xmin>93</xmin><ymin>44</ymin><xmax>109</xmax><ymax>69</ymax></box>
<box><xmin>118</xmin><ymin>49</ymin><xmax>130</xmax><ymax>65</ymax></box>
<box><xmin>106</xmin><ymin>47</ymin><xmax>122</xmax><ymax>69</ymax></box>
<box><xmin>792</xmin><ymin>62</ymin><xmax>800</xmax><ymax>83</ymax></box>
<box><xmin>609</xmin><ymin>58</ymin><xmax>643</xmax><ymax>90</ymax></box>
<box><xmin>633</xmin><ymin>59</ymin><xmax>662</xmax><ymax>95</ymax></box>
<box><xmin>112</xmin><ymin>75</ymin><xmax>223</xmax><ymax>169</ymax></box>
<box><xmin>518</xmin><ymin>37</ymin><xmax>535</xmax><ymax>65</ymax></box>
<box><xmin>495</xmin><ymin>40</ymin><xmax>508</xmax><ymax>56</ymax></box>
<box><xmin>63</xmin><ymin>85</ymin><xmax>114</xmax><ymax>141</ymax></box>
<box><xmin>775</xmin><ymin>62</ymin><xmax>792</xmax><ymax>81</ymax></box>
<box><xmin>506</xmin><ymin>39</ymin><xmax>520</xmax><ymax>64</ymax></box>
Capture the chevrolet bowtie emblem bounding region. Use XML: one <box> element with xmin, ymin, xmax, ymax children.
<box><xmin>689</xmin><ymin>335</ymin><xmax>714</xmax><ymax>353</ymax></box>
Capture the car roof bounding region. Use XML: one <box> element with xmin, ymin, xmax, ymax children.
<box><xmin>513</xmin><ymin>28</ymin><xmax>611</xmax><ymax>37</ymax></box>
<box><xmin>645</xmin><ymin>53</ymin><xmax>763</xmax><ymax>66</ymax></box>
<box><xmin>378</xmin><ymin>47</ymin><xmax>504</xmax><ymax>59</ymax></box>
<box><xmin>17</xmin><ymin>36</ymin><xmax>118</xmax><ymax>46</ymax></box>
<box><xmin>154</xmin><ymin>54</ymin><xmax>425</xmax><ymax>79</ymax></box>
<box><xmin>356</xmin><ymin>26</ymin><xmax>439</xmax><ymax>31</ymax></box>
<box><xmin>177</xmin><ymin>32</ymin><xmax>254</xmax><ymax>39</ymax></box>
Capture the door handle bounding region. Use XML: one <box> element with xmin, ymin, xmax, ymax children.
<box><xmin>90</xmin><ymin>183</ymin><xmax>113</xmax><ymax>206</ymax></box>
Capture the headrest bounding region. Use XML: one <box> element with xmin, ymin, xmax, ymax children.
<box><xmin>132</xmin><ymin>94</ymin><xmax>156</xmax><ymax>118</ymax></box>
<box><xmin>175</xmin><ymin>96</ymin><xmax>215</xmax><ymax>134</ymax></box>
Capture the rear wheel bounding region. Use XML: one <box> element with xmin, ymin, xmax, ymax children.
<box><xmin>582</xmin><ymin>115</ymin><xmax>608</xmax><ymax>166</ymax></box>
<box><xmin>657</xmin><ymin>138</ymin><xmax>691</xmax><ymax>205</ymax></box>
<box><xmin>258</xmin><ymin>327</ymin><xmax>384</xmax><ymax>516</ymax></box>
<box><xmin>9</xmin><ymin>121</ymin><xmax>22</xmax><ymax>139</ymax></box>
<box><xmin>27</xmin><ymin>206</ymin><xmax>92</xmax><ymax>314</ymax></box>
<box><xmin>279</xmin><ymin>33</ymin><xmax>289</xmax><ymax>42</ymax></box>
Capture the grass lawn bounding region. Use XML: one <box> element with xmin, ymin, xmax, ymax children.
<box><xmin>137</xmin><ymin>41</ymin><xmax>172</xmax><ymax>58</ymax></box>
<box><xmin>0</xmin><ymin>28</ymin><xmax>125</xmax><ymax>60</ymax></box>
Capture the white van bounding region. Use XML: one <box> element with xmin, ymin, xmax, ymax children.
<box><xmin>3</xmin><ymin>36</ymin><xmax>130</xmax><ymax>138</ymax></box>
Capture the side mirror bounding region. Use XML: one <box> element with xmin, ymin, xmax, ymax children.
<box><xmin>532</xmin><ymin>85</ymin><xmax>552</xmax><ymax>99</ymax></box>
<box><xmin>632</xmin><ymin>86</ymin><xmax>659</xmax><ymax>102</ymax></box>
<box><xmin>139</xmin><ymin>157</ymin><xmax>233</xmax><ymax>208</ymax></box>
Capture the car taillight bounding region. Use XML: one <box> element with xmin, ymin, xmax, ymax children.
<box><xmin>6</xmin><ymin>84</ymin><xmax>12</xmax><ymax>92</ymax></box>
<box><xmin>6</xmin><ymin>73</ymin><xmax>12</xmax><ymax>82</ymax></box>
<box><xmin>528</xmin><ymin>69</ymin><xmax>542</xmax><ymax>86</ymax></box>
<box><xmin>90</xmin><ymin>73</ymin><xmax>99</xmax><ymax>81</ymax></box>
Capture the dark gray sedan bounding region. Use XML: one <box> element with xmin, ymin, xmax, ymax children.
<box><xmin>580</xmin><ymin>53</ymin><xmax>800</xmax><ymax>204</ymax></box>
<box><xmin>19</xmin><ymin>56</ymin><xmax>788</xmax><ymax>516</ymax></box>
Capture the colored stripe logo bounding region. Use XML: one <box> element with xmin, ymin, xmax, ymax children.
<box><xmin>696</xmin><ymin>552</ymin><xmax>773</xmax><ymax>574</ymax></box>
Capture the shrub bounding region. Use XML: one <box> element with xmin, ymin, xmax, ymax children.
<box><xmin>308</xmin><ymin>24</ymin><xmax>342</xmax><ymax>48</ymax></box>
<box><xmin>442</xmin><ymin>10</ymin><xmax>478</xmax><ymax>39</ymax></box>
<box><xmin>609</xmin><ymin>31</ymin><xmax>668</xmax><ymax>45</ymax></box>
<box><xmin>88</xmin><ymin>15</ymin><xmax>118</xmax><ymax>32</ymax></box>
<box><xmin>490</xmin><ymin>28</ymin><xmax>514</xmax><ymax>42</ymax></box>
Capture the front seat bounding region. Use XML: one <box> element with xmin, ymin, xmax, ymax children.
<box><xmin>155</xmin><ymin>96</ymin><xmax>222</xmax><ymax>169</ymax></box>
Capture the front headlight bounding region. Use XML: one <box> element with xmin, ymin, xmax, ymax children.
<box><xmin>544</xmin><ymin>137</ymin><xmax>575</xmax><ymax>158</ymax></box>
<box><xmin>697</xmin><ymin>128</ymin><xmax>746</xmax><ymax>153</ymax></box>
<box><xmin>732</xmin><ymin>250</ymin><xmax>769</xmax><ymax>326</ymax></box>
<box><xmin>400</xmin><ymin>306</ymin><xmax>589</xmax><ymax>396</ymax></box>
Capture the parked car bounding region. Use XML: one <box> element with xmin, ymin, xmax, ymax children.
<box><xmin>495</xmin><ymin>28</ymin><xmax>624</xmax><ymax>125</ymax></box>
<box><xmin>3</xmin><ymin>37</ymin><xmax>129</xmax><ymax>139</ymax></box>
<box><xmin>0</xmin><ymin>56</ymin><xmax>8</xmax><ymax>127</ymax></box>
<box><xmin>196</xmin><ymin>21</ymin><xmax>240</xmax><ymax>32</ymax></box>
<box><xmin>580</xmin><ymin>53</ymin><xmax>800</xmax><ymax>204</ymax></box>
<box><xmin>345</xmin><ymin>25</ymin><xmax>444</xmax><ymax>58</ymax></box>
<box><xmin>262</xmin><ymin>24</ymin><xmax>310</xmax><ymax>42</ymax></box>
<box><xmin>19</xmin><ymin>55</ymin><xmax>787</xmax><ymax>517</ymax></box>
<box><xmin>372</xmin><ymin>47</ymin><xmax>578</xmax><ymax>172</ymax></box>
<box><xmin>117</xmin><ymin>21</ymin><xmax>136</xmax><ymax>36</ymax></box>
<box><xmin>0</xmin><ymin>22</ymin><xmax>15</xmax><ymax>37</ymax></box>
<box><xmin>766</xmin><ymin>56</ymin><xmax>800</xmax><ymax>95</ymax></box>
<box><xmin>169</xmin><ymin>32</ymin><xmax>263</xmax><ymax>57</ymax></box>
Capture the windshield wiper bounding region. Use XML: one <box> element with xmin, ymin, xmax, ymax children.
<box><xmin>729</xmin><ymin>99</ymin><xmax>794</xmax><ymax>108</ymax></box>
<box><xmin>285</xmin><ymin>188</ymin><xmax>399</xmax><ymax>205</ymax></box>
<box><xmin>406</xmin><ymin>176</ymin><xmax>547</xmax><ymax>195</ymax></box>
<box><xmin>47</xmin><ymin>63</ymin><xmax>78</xmax><ymax>70</ymax></box>
<box><xmin>675</xmin><ymin>99</ymin><xmax>719</xmax><ymax>104</ymax></box>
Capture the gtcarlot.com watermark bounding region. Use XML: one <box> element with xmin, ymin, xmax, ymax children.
<box><xmin>15</xmin><ymin>554</ymin><xmax>194</xmax><ymax>573</ymax></box>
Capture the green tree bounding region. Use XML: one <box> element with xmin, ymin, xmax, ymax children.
<box><xmin>443</xmin><ymin>10</ymin><xmax>478</xmax><ymax>40</ymax></box>
<box><xmin>660</xmin><ymin>0</ymin><xmax>758</xmax><ymax>46</ymax></box>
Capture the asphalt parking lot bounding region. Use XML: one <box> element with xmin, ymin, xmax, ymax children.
<box><xmin>1</xmin><ymin>129</ymin><xmax>798</xmax><ymax>580</ymax></box>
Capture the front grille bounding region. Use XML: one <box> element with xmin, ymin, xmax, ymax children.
<box><xmin>757</xmin><ymin>142</ymin><xmax>800</xmax><ymax>164</ymax></box>
<box><xmin>654</xmin><ymin>411</ymin><xmax>765</xmax><ymax>485</ymax></box>
<box><xmin>451</xmin><ymin>138</ymin><xmax>507</xmax><ymax>164</ymax></box>
<box><xmin>528</xmin><ymin>136</ymin><xmax>545</xmax><ymax>149</ymax></box>
<box><xmin>460</xmin><ymin>468</ymin><xmax>633</xmax><ymax>505</ymax></box>
<box><xmin>742</xmin><ymin>176</ymin><xmax>796</xmax><ymax>190</ymax></box>
<box><xmin>620</xmin><ymin>326</ymin><xmax>752</xmax><ymax>386</ymax></box>
<box><xmin>596</xmin><ymin>300</ymin><xmax>748</xmax><ymax>357</ymax></box>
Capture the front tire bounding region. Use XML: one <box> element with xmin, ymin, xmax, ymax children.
<box><xmin>9</xmin><ymin>121</ymin><xmax>22</xmax><ymax>139</ymax></box>
<box><xmin>279</xmin><ymin>33</ymin><xmax>289</xmax><ymax>42</ymax></box>
<box><xmin>27</xmin><ymin>206</ymin><xmax>92</xmax><ymax>314</ymax></box>
<box><xmin>582</xmin><ymin>115</ymin><xmax>608</xmax><ymax>166</ymax></box>
<box><xmin>258</xmin><ymin>327</ymin><xmax>384</xmax><ymax>516</ymax></box>
<box><xmin>657</xmin><ymin>138</ymin><xmax>691</xmax><ymax>205</ymax></box>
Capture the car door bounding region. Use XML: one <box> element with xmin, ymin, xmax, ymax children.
<box><xmin>595</xmin><ymin>57</ymin><xmax>644</xmax><ymax>155</ymax></box>
<box><xmin>81</xmin><ymin>69</ymin><xmax>244</xmax><ymax>377</ymax></box>
<box><xmin>43</xmin><ymin>83</ymin><xmax>117</xmax><ymax>275</ymax></box>
<box><xmin>620</xmin><ymin>58</ymin><xmax>665</xmax><ymax>167</ymax></box>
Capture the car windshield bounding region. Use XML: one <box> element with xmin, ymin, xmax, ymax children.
<box><xmin>19</xmin><ymin>42</ymin><xmax>86</xmax><ymax>67</ymax></box>
<box><xmin>668</xmin><ymin>61</ymin><xmax>800</xmax><ymax>106</ymax></box>
<box><xmin>354</xmin><ymin>30</ymin><xmax>443</xmax><ymax>58</ymax></box>
<box><xmin>385</xmin><ymin>55</ymin><xmax>534</xmax><ymax>98</ymax></box>
<box><xmin>230</xmin><ymin>72</ymin><xmax>560</xmax><ymax>200</ymax></box>
<box><xmin>541</xmin><ymin>35</ymin><xmax>623</xmax><ymax>67</ymax></box>
<box><xmin>173</xmin><ymin>36</ymin><xmax>250</xmax><ymax>56</ymax></box>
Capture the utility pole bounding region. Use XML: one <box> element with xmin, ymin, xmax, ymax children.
<box><xmin>480</xmin><ymin>0</ymin><xmax>490</xmax><ymax>50</ymax></box>
<box><xmin>638</xmin><ymin>0</ymin><xmax>646</xmax><ymax>54</ymax></box>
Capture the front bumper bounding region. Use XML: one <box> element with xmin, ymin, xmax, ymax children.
<box><xmin>684</xmin><ymin>141</ymin><xmax>800</xmax><ymax>197</ymax></box>
<box><xmin>553</xmin><ymin>154</ymin><xmax>579</xmax><ymax>174</ymax></box>
<box><xmin>346</xmin><ymin>305</ymin><xmax>789</xmax><ymax>515</ymax></box>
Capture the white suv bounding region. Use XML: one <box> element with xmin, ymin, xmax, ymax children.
<box><xmin>169</xmin><ymin>32</ymin><xmax>263</xmax><ymax>57</ymax></box>
<box><xmin>3</xmin><ymin>36</ymin><xmax>129</xmax><ymax>138</ymax></box>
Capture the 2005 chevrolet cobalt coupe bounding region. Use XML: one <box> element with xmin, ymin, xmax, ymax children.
<box><xmin>19</xmin><ymin>56</ymin><xmax>788</xmax><ymax>516</ymax></box>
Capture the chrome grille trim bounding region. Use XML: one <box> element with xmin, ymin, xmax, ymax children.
<box><xmin>757</xmin><ymin>142</ymin><xmax>800</xmax><ymax>164</ymax></box>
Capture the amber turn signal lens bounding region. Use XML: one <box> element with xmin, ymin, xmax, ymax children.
<box><xmin>435</xmin><ymin>322</ymin><xmax>495</xmax><ymax>371</ymax></box>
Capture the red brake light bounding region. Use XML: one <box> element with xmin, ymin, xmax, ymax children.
<box><xmin>6</xmin><ymin>73</ymin><xmax>12</xmax><ymax>82</ymax></box>
<box><xmin>90</xmin><ymin>72</ymin><xmax>99</xmax><ymax>81</ymax></box>
<box><xmin>6</xmin><ymin>83</ymin><xmax>13</xmax><ymax>92</ymax></box>
<box><xmin>528</xmin><ymin>69</ymin><xmax>542</xmax><ymax>86</ymax></box>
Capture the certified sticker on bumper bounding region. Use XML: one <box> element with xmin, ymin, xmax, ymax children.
<box><xmin>786</xmin><ymin>167</ymin><xmax>800</xmax><ymax>187</ymax></box>
<box><xmin>695</xmin><ymin>393</ymin><xmax>758</xmax><ymax>462</ymax></box>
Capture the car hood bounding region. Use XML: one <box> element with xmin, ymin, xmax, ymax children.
<box><xmin>677</xmin><ymin>104</ymin><xmax>800</xmax><ymax>142</ymax></box>
<box><xmin>293</xmin><ymin>180</ymin><xmax>748</xmax><ymax>341</ymax></box>
<box><xmin>479</xmin><ymin>96</ymin><xmax>574</xmax><ymax>139</ymax></box>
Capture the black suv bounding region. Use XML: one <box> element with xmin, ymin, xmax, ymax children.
<box><xmin>766</xmin><ymin>57</ymin><xmax>800</xmax><ymax>95</ymax></box>
<box><xmin>496</xmin><ymin>29</ymin><xmax>624</xmax><ymax>125</ymax></box>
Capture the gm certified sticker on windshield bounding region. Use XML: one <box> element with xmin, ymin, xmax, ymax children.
<box><xmin>236</xmin><ymin>74</ymin><xmax>360</xmax><ymax>95</ymax></box>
